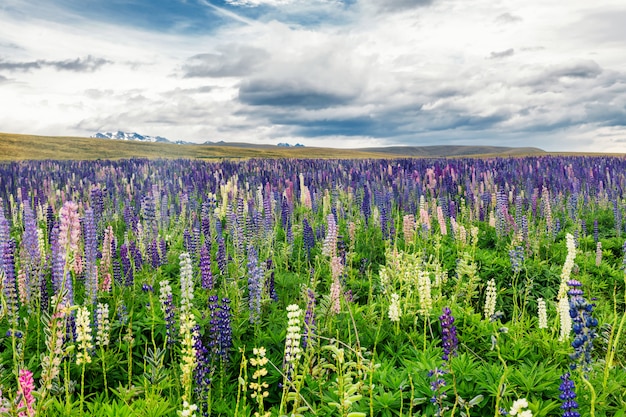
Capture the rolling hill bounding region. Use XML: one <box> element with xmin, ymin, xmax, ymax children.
<box><xmin>0</xmin><ymin>132</ymin><xmax>547</xmax><ymax>161</ymax></box>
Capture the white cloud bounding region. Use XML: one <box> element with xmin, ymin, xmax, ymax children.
<box><xmin>0</xmin><ymin>0</ymin><xmax>625</xmax><ymax>151</ymax></box>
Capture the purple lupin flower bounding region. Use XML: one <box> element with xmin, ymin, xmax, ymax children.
<box><xmin>439</xmin><ymin>307</ymin><xmax>458</xmax><ymax>362</ymax></box>
<box><xmin>149</xmin><ymin>239</ymin><xmax>160</xmax><ymax>269</ymax></box>
<box><xmin>559</xmin><ymin>372</ymin><xmax>580</xmax><ymax>417</ymax></box>
<box><xmin>2</xmin><ymin>239</ymin><xmax>18</xmax><ymax>316</ymax></box>
<box><xmin>216</xmin><ymin>236</ymin><xmax>227</xmax><ymax>276</ymax></box>
<box><xmin>130</xmin><ymin>240</ymin><xmax>143</xmax><ymax>271</ymax></box>
<box><xmin>83</xmin><ymin>208</ymin><xmax>98</xmax><ymax>303</ymax></box>
<box><xmin>265</xmin><ymin>259</ymin><xmax>278</xmax><ymax>302</ymax></box>
<box><xmin>183</xmin><ymin>229</ymin><xmax>194</xmax><ymax>255</ymax></box>
<box><xmin>361</xmin><ymin>184</ymin><xmax>371</xmax><ymax>225</ymax></box>
<box><xmin>280</xmin><ymin>196</ymin><xmax>290</xmax><ymax>231</ymax></box>
<box><xmin>193</xmin><ymin>324</ymin><xmax>212</xmax><ymax>417</ymax></box>
<box><xmin>159</xmin><ymin>238</ymin><xmax>167</xmax><ymax>265</ymax></box>
<box><xmin>216</xmin><ymin>297</ymin><xmax>232</xmax><ymax>360</ymax></box>
<box><xmin>90</xmin><ymin>185</ymin><xmax>104</xmax><ymax>229</ymax></box>
<box><xmin>21</xmin><ymin>201</ymin><xmax>41</xmax><ymax>299</ymax></box>
<box><xmin>0</xmin><ymin>204</ymin><xmax>9</xmax><ymax>274</ymax></box>
<box><xmin>302</xmin><ymin>218</ymin><xmax>315</xmax><ymax>261</ymax></box>
<box><xmin>120</xmin><ymin>244</ymin><xmax>133</xmax><ymax>287</ymax></box>
<box><xmin>200</xmin><ymin>243</ymin><xmax>213</xmax><ymax>290</ymax></box>
<box><xmin>51</xmin><ymin>224</ymin><xmax>65</xmax><ymax>292</ymax></box>
<box><xmin>247</xmin><ymin>246</ymin><xmax>263</xmax><ymax>324</ymax></box>
<box><xmin>207</xmin><ymin>295</ymin><xmax>232</xmax><ymax>361</ymax></box>
<box><xmin>201</xmin><ymin>201</ymin><xmax>212</xmax><ymax>239</ymax></box>
<box><xmin>302</xmin><ymin>288</ymin><xmax>316</xmax><ymax>349</ymax></box>
<box><xmin>263</xmin><ymin>185</ymin><xmax>273</xmax><ymax>234</ymax></box>
<box><xmin>46</xmin><ymin>204</ymin><xmax>55</xmax><ymax>242</ymax></box>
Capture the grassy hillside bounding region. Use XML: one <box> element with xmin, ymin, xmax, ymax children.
<box><xmin>0</xmin><ymin>132</ymin><xmax>549</xmax><ymax>161</ymax></box>
<box><xmin>0</xmin><ymin>133</ymin><xmax>387</xmax><ymax>160</ymax></box>
<box><xmin>357</xmin><ymin>145</ymin><xmax>546</xmax><ymax>157</ymax></box>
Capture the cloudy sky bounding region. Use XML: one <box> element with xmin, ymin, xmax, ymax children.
<box><xmin>1</xmin><ymin>0</ymin><xmax>625</xmax><ymax>151</ymax></box>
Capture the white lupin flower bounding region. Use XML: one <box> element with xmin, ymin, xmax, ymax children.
<box><xmin>537</xmin><ymin>298</ymin><xmax>547</xmax><ymax>329</ymax></box>
<box><xmin>484</xmin><ymin>278</ymin><xmax>497</xmax><ymax>320</ymax></box>
<box><xmin>417</xmin><ymin>270</ymin><xmax>432</xmax><ymax>314</ymax></box>
<box><xmin>179</xmin><ymin>400</ymin><xmax>198</xmax><ymax>417</ymax></box>
<box><xmin>159</xmin><ymin>279</ymin><xmax>172</xmax><ymax>307</ymax></box>
<box><xmin>284</xmin><ymin>304</ymin><xmax>303</xmax><ymax>374</ymax></box>
<box><xmin>76</xmin><ymin>306</ymin><xmax>93</xmax><ymax>365</ymax></box>
<box><xmin>557</xmin><ymin>233</ymin><xmax>577</xmax><ymax>299</ymax></box>
<box><xmin>557</xmin><ymin>233</ymin><xmax>576</xmax><ymax>339</ymax></box>
<box><xmin>509</xmin><ymin>398</ymin><xmax>530</xmax><ymax>416</ymax></box>
<box><xmin>179</xmin><ymin>252</ymin><xmax>194</xmax><ymax>314</ymax></box>
<box><xmin>388</xmin><ymin>293</ymin><xmax>401</xmax><ymax>322</ymax></box>
<box><xmin>95</xmin><ymin>303</ymin><xmax>111</xmax><ymax>347</ymax></box>
<box><xmin>558</xmin><ymin>296</ymin><xmax>571</xmax><ymax>341</ymax></box>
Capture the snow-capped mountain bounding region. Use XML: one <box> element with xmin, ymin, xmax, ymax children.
<box><xmin>91</xmin><ymin>131</ymin><xmax>172</xmax><ymax>143</ymax></box>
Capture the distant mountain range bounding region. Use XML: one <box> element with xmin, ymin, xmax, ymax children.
<box><xmin>88</xmin><ymin>131</ymin><xmax>544</xmax><ymax>157</ymax></box>
<box><xmin>91</xmin><ymin>131</ymin><xmax>308</xmax><ymax>147</ymax></box>
<box><xmin>91</xmin><ymin>131</ymin><xmax>197</xmax><ymax>145</ymax></box>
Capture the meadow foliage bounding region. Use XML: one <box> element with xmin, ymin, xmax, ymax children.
<box><xmin>0</xmin><ymin>156</ymin><xmax>625</xmax><ymax>416</ymax></box>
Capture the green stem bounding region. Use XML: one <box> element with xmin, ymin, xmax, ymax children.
<box><xmin>80</xmin><ymin>363</ymin><xmax>86</xmax><ymax>416</ymax></box>
<box><xmin>101</xmin><ymin>345</ymin><xmax>109</xmax><ymax>400</ymax></box>
<box><xmin>603</xmin><ymin>279</ymin><xmax>626</xmax><ymax>390</ymax></box>
<box><xmin>580</xmin><ymin>376</ymin><xmax>596</xmax><ymax>417</ymax></box>
<box><xmin>493</xmin><ymin>335</ymin><xmax>508</xmax><ymax>417</ymax></box>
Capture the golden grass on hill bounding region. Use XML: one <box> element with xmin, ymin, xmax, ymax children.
<box><xmin>0</xmin><ymin>133</ymin><xmax>389</xmax><ymax>160</ymax></box>
<box><xmin>0</xmin><ymin>132</ymin><xmax>575</xmax><ymax>162</ymax></box>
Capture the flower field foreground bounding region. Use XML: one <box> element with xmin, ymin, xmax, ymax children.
<box><xmin>0</xmin><ymin>156</ymin><xmax>625</xmax><ymax>417</ymax></box>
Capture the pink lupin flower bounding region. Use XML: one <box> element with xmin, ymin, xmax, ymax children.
<box><xmin>329</xmin><ymin>279</ymin><xmax>341</xmax><ymax>314</ymax></box>
<box><xmin>17</xmin><ymin>368</ymin><xmax>35</xmax><ymax>417</ymax></box>
<box><xmin>58</xmin><ymin>200</ymin><xmax>81</xmax><ymax>273</ymax></box>
<box><xmin>437</xmin><ymin>206</ymin><xmax>447</xmax><ymax>236</ymax></box>
<box><xmin>99</xmin><ymin>226</ymin><xmax>114</xmax><ymax>292</ymax></box>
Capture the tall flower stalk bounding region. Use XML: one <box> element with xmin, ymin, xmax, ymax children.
<box><xmin>95</xmin><ymin>302</ymin><xmax>111</xmax><ymax>397</ymax></box>
<box><xmin>179</xmin><ymin>252</ymin><xmax>198</xmax><ymax>414</ymax></box>
<box><xmin>76</xmin><ymin>305</ymin><xmax>93</xmax><ymax>415</ymax></box>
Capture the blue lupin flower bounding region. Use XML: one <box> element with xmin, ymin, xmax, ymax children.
<box><xmin>559</xmin><ymin>373</ymin><xmax>580</xmax><ymax>417</ymax></box>
<box><xmin>567</xmin><ymin>279</ymin><xmax>598</xmax><ymax>372</ymax></box>
<box><xmin>508</xmin><ymin>245</ymin><xmax>524</xmax><ymax>274</ymax></box>
<box><xmin>427</xmin><ymin>367</ymin><xmax>449</xmax><ymax>417</ymax></box>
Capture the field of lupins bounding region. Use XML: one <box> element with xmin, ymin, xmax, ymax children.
<box><xmin>0</xmin><ymin>156</ymin><xmax>625</xmax><ymax>417</ymax></box>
